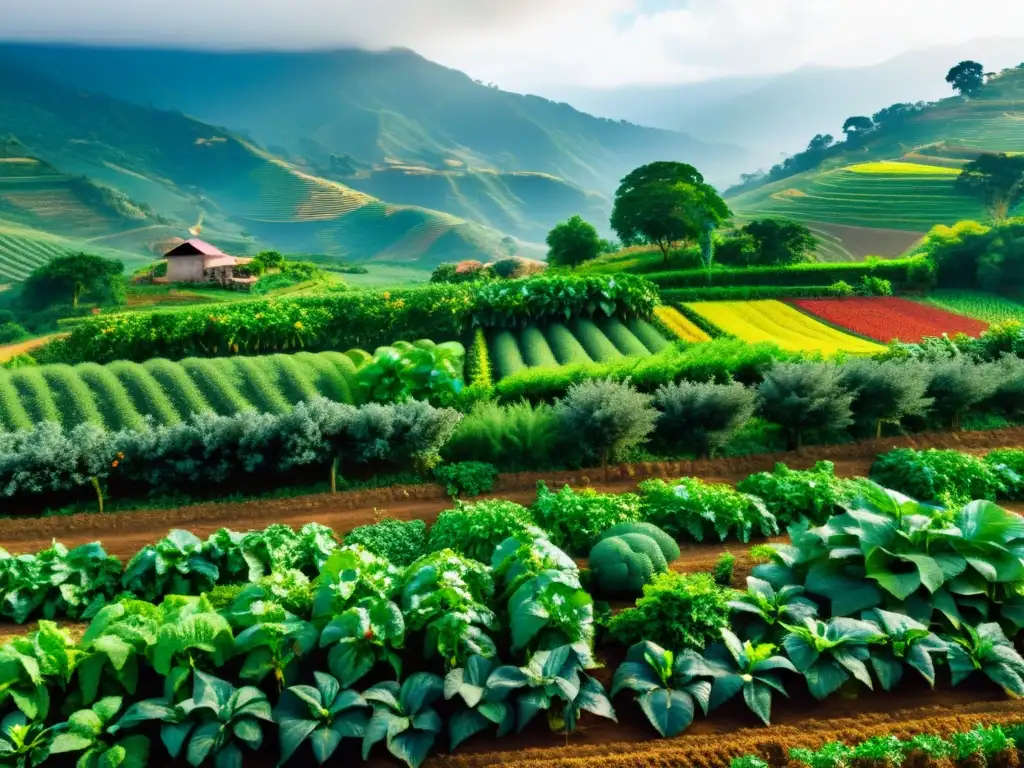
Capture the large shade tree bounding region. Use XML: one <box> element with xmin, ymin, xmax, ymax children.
<box><xmin>957</xmin><ymin>153</ymin><xmax>1024</xmax><ymax>221</ymax></box>
<box><xmin>946</xmin><ymin>61</ymin><xmax>985</xmax><ymax>96</ymax></box>
<box><xmin>610</xmin><ymin>161</ymin><xmax>731</xmax><ymax>267</ymax></box>
<box><xmin>545</xmin><ymin>215</ymin><xmax>602</xmax><ymax>268</ymax></box>
<box><xmin>20</xmin><ymin>253</ymin><xmax>125</xmax><ymax>310</ymax></box>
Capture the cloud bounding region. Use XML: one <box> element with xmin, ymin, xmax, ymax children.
<box><xmin>1</xmin><ymin>0</ymin><xmax>1021</xmax><ymax>89</ymax></box>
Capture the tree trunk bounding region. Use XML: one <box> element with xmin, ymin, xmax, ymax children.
<box><xmin>659</xmin><ymin>242</ymin><xmax>670</xmax><ymax>267</ymax></box>
<box><xmin>91</xmin><ymin>476</ymin><xmax>104</xmax><ymax>515</ymax></box>
<box><xmin>876</xmin><ymin>419</ymin><xmax>883</xmax><ymax>440</ymax></box>
<box><xmin>330</xmin><ymin>456</ymin><xmax>339</xmax><ymax>494</ymax></box>
<box><xmin>73</xmin><ymin>283</ymin><xmax>82</xmax><ymax>309</ymax></box>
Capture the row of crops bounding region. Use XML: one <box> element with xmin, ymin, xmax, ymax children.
<box><xmin>486</xmin><ymin>317</ymin><xmax>670</xmax><ymax>379</ymax></box>
<box><xmin>0</xmin><ymin>340</ymin><xmax>462</xmax><ymax>432</ymax></box>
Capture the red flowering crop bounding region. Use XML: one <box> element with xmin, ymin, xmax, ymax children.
<box><xmin>790</xmin><ymin>297</ymin><xmax>988</xmax><ymax>344</ymax></box>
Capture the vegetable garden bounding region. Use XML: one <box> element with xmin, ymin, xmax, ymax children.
<box><xmin>4</xmin><ymin>455</ymin><xmax>1024</xmax><ymax>768</ymax></box>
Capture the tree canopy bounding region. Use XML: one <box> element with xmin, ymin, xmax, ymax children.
<box><xmin>946</xmin><ymin>61</ymin><xmax>985</xmax><ymax>96</ymax></box>
<box><xmin>718</xmin><ymin>218</ymin><xmax>818</xmax><ymax>267</ymax></box>
<box><xmin>20</xmin><ymin>253</ymin><xmax>125</xmax><ymax>310</ymax></box>
<box><xmin>842</xmin><ymin>116</ymin><xmax>875</xmax><ymax>140</ymax></box>
<box><xmin>610</xmin><ymin>161</ymin><xmax>731</xmax><ymax>267</ymax></box>
<box><xmin>545</xmin><ymin>215</ymin><xmax>602</xmax><ymax>268</ymax></box>
<box><xmin>956</xmin><ymin>153</ymin><xmax>1024</xmax><ymax>221</ymax></box>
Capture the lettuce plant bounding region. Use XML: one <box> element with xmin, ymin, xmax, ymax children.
<box><xmin>728</xmin><ymin>577</ymin><xmax>818</xmax><ymax>643</ymax></box>
<box><xmin>150</xmin><ymin>597</ymin><xmax>234</xmax><ymax>701</ymax></box>
<box><xmin>48</xmin><ymin>697</ymin><xmax>149</xmax><ymax>768</ymax></box>
<box><xmin>122</xmin><ymin>531</ymin><xmax>219</xmax><ymax>602</ymax></box>
<box><xmin>0</xmin><ymin>621</ymin><xmax>79</xmax><ymax>720</ymax></box>
<box><xmin>311</xmin><ymin>546</ymin><xmax>400</xmax><ymax>622</ymax></box>
<box><xmin>75</xmin><ymin>601</ymin><xmax>159</xmax><ymax>706</ymax></box>
<box><xmin>233</xmin><ymin>616</ymin><xmax>317</xmax><ymax>691</ymax></box>
<box><xmin>318</xmin><ymin>597</ymin><xmax>405</xmax><ymax>688</ymax></box>
<box><xmin>444</xmin><ymin>655</ymin><xmax>515</xmax><ymax>751</ymax></box>
<box><xmin>362</xmin><ymin>673</ymin><xmax>444</xmax><ymax>768</ymax></box>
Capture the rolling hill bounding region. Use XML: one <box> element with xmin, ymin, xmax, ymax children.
<box><xmin>0</xmin><ymin>58</ymin><xmax>523</xmax><ymax>275</ymax></box>
<box><xmin>0</xmin><ymin>44</ymin><xmax>750</xmax><ymax>194</ymax></box>
<box><xmin>727</xmin><ymin>65</ymin><xmax>1024</xmax><ymax>260</ymax></box>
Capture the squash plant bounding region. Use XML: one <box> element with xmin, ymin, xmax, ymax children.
<box><xmin>611</xmin><ymin>641</ymin><xmax>711</xmax><ymax>737</ymax></box>
<box><xmin>48</xmin><ymin>697</ymin><xmax>149</xmax><ymax>768</ymax></box>
<box><xmin>944</xmin><ymin>622</ymin><xmax>1024</xmax><ymax>697</ymax></box>
<box><xmin>318</xmin><ymin>597</ymin><xmax>405</xmax><ymax>688</ymax></box>
<box><xmin>111</xmin><ymin>671</ymin><xmax>273</xmax><ymax>768</ymax></box>
<box><xmin>273</xmin><ymin>672</ymin><xmax>369</xmax><ymax>766</ymax></box>
<box><xmin>703</xmin><ymin>630</ymin><xmax>797</xmax><ymax>725</ymax></box>
<box><xmin>362</xmin><ymin>673</ymin><xmax>444</xmax><ymax>768</ymax></box>
<box><xmin>781</xmin><ymin>617</ymin><xmax>886</xmax><ymax>700</ymax></box>
<box><xmin>444</xmin><ymin>655</ymin><xmax>516</xmax><ymax>750</ymax></box>
<box><xmin>485</xmin><ymin>643</ymin><xmax>615</xmax><ymax>734</ymax></box>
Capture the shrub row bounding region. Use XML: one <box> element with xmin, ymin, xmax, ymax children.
<box><xmin>661</xmin><ymin>285</ymin><xmax>841</xmax><ymax>302</ymax></box>
<box><xmin>644</xmin><ymin>258</ymin><xmax>931</xmax><ymax>289</ymax></box>
<box><xmin>39</xmin><ymin>274</ymin><xmax>658</xmax><ymax>365</ymax></box>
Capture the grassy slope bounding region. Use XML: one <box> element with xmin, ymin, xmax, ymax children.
<box><xmin>0</xmin><ymin>60</ymin><xmax>514</xmax><ymax>278</ymax></box>
<box><xmin>728</xmin><ymin>67</ymin><xmax>1024</xmax><ymax>259</ymax></box>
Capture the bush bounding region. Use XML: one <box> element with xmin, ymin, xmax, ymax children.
<box><xmin>465</xmin><ymin>328</ymin><xmax>493</xmax><ymax>388</ymax></box>
<box><xmin>639</xmin><ymin>477</ymin><xmax>778</xmax><ymax>543</ymax></box>
<box><xmin>597</xmin><ymin>521</ymin><xmax>680</xmax><ymax>562</ymax></box>
<box><xmin>652</xmin><ymin>379</ymin><xmax>756</xmax><ymax>457</ymax></box>
<box><xmin>608</xmin><ymin>571</ymin><xmax>731</xmax><ymax>651</ymax></box>
<box><xmin>857</xmin><ymin>275</ymin><xmax>892</xmax><ymax>296</ymax></box>
<box><xmin>0</xmin><ymin>322</ymin><xmax>28</xmax><ymax>344</ymax></box>
<box><xmin>588</xmin><ymin>534</ymin><xmax>667</xmax><ymax>597</ymax></box>
<box><xmin>925</xmin><ymin>359</ymin><xmax>1000</xmax><ymax>430</ymax></box>
<box><xmin>343</xmin><ymin>519</ymin><xmax>427</xmax><ymax>567</ymax></box>
<box><xmin>427</xmin><ymin>499</ymin><xmax>538</xmax><ymax>563</ymax></box>
<box><xmin>986</xmin><ymin>449</ymin><xmax>1024</xmax><ymax>500</ymax></box>
<box><xmin>442</xmin><ymin>400</ymin><xmax>567</xmax><ymax>471</ymax></box>
<box><xmin>644</xmin><ymin>258</ymin><xmax>929</xmax><ymax>290</ymax></box>
<box><xmin>554</xmin><ymin>378</ymin><xmax>657</xmax><ymax>466</ymax></box>
<box><xmin>433</xmin><ymin>461</ymin><xmax>499</xmax><ymax>497</ymax></box>
<box><xmin>532</xmin><ymin>481</ymin><xmax>643</xmax><ymax>555</ymax></box>
<box><xmin>838</xmin><ymin>359</ymin><xmax>933</xmax><ymax>438</ymax></box>
<box><xmin>758</xmin><ymin>362</ymin><xmax>854</xmax><ymax>449</ymax></box>
<box><xmin>737</xmin><ymin>461</ymin><xmax>848</xmax><ymax>526</ymax></box>
<box><xmin>870</xmin><ymin>448</ymin><xmax>1005</xmax><ymax>505</ymax></box>
<box><xmin>713</xmin><ymin>552</ymin><xmax>735</xmax><ymax>586</ymax></box>
<box><xmin>826</xmin><ymin>280</ymin><xmax>855</xmax><ymax>297</ymax></box>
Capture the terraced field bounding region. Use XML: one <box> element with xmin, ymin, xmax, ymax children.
<box><xmin>922</xmin><ymin>290</ymin><xmax>1024</xmax><ymax>324</ymax></box>
<box><xmin>486</xmin><ymin>317</ymin><xmax>670</xmax><ymax>379</ymax></box>
<box><xmin>684</xmin><ymin>300</ymin><xmax>884</xmax><ymax>354</ymax></box>
<box><xmin>792</xmin><ymin>297</ymin><xmax>989</xmax><ymax>343</ymax></box>
<box><xmin>0</xmin><ymin>340</ymin><xmax>464</xmax><ymax>432</ymax></box>
<box><xmin>0</xmin><ymin>222</ymin><xmax>148</xmax><ymax>283</ymax></box>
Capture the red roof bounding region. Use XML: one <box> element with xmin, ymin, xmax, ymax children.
<box><xmin>165</xmin><ymin>238</ymin><xmax>228</xmax><ymax>258</ymax></box>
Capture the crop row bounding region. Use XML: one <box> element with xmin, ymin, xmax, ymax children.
<box><xmin>791</xmin><ymin>297</ymin><xmax>989</xmax><ymax>343</ymax></box>
<box><xmin>486</xmin><ymin>317</ymin><xmax>669</xmax><ymax>379</ymax></box>
<box><xmin>2</xmin><ymin>466</ymin><xmax>1024</xmax><ymax>768</ymax></box>
<box><xmin>0</xmin><ymin>339</ymin><xmax>463</xmax><ymax>432</ymax></box>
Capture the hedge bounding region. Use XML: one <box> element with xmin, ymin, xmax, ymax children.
<box><xmin>661</xmin><ymin>285</ymin><xmax>841</xmax><ymax>302</ymax></box>
<box><xmin>646</xmin><ymin>258</ymin><xmax>931</xmax><ymax>290</ymax></box>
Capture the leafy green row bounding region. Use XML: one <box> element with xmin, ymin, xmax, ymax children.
<box><xmin>871</xmin><ymin>448</ymin><xmax>1024</xmax><ymax>506</ymax></box>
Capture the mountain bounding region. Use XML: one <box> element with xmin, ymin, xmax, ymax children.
<box><xmin>546</xmin><ymin>38</ymin><xmax>1024</xmax><ymax>171</ymax></box>
<box><xmin>0</xmin><ymin>44</ymin><xmax>751</xmax><ymax>198</ymax></box>
<box><xmin>0</xmin><ymin>58</ymin><xmax>522</xmax><ymax>275</ymax></box>
<box><xmin>726</xmin><ymin>65</ymin><xmax>1024</xmax><ymax>261</ymax></box>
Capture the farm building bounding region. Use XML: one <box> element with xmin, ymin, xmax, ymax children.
<box><xmin>163</xmin><ymin>238</ymin><xmax>254</xmax><ymax>286</ymax></box>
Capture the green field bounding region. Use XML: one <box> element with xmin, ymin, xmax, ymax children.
<box><xmin>0</xmin><ymin>222</ymin><xmax>150</xmax><ymax>284</ymax></box>
<box><xmin>0</xmin><ymin>339</ymin><xmax>464</xmax><ymax>432</ymax></box>
<box><xmin>486</xmin><ymin>317</ymin><xmax>670</xmax><ymax>380</ymax></box>
<box><xmin>923</xmin><ymin>290</ymin><xmax>1024</xmax><ymax>324</ymax></box>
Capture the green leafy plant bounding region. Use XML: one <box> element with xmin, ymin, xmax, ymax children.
<box><xmin>728</xmin><ymin>577</ymin><xmax>818</xmax><ymax>644</ymax></box>
<box><xmin>443</xmin><ymin>655</ymin><xmax>516</xmax><ymax>751</ymax></box>
<box><xmin>871</xmin><ymin>449</ymin><xmax>1005</xmax><ymax>506</ymax></box>
<box><xmin>0</xmin><ymin>621</ymin><xmax>78</xmax><ymax>720</ymax></box>
<box><xmin>48</xmin><ymin>696</ymin><xmax>149</xmax><ymax>768</ymax></box>
<box><xmin>714</xmin><ymin>553</ymin><xmax>735</xmax><ymax>587</ymax></box>
<box><xmin>362</xmin><ymin>673</ymin><xmax>444</xmax><ymax>768</ymax></box>
<box><xmin>781</xmin><ymin>617</ymin><xmax>886</xmax><ymax>700</ymax></box>
<box><xmin>866</xmin><ymin>609</ymin><xmax>945</xmax><ymax>691</ymax></box>
<box><xmin>652</xmin><ymin>379</ymin><xmax>756</xmax><ymax>457</ymax></box>
<box><xmin>554</xmin><ymin>378</ymin><xmax>657</xmax><ymax>469</ymax></box>
<box><xmin>532</xmin><ymin>482</ymin><xmax>643</xmax><ymax>556</ymax></box>
<box><xmin>311</xmin><ymin>546</ymin><xmax>400</xmax><ymax>621</ymax></box>
<box><xmin>608</xmin><ymin>572</ymin><xmax>731</xmax><ymax>652</ymax></box>
<box><xmin>611</xmin><ymin>641</ymin><xmax>711</xmax><ymax>737</ymax></box>
<box><xmin>150</xmin><ymin>597</ymin><xmax>235</xmax><ymax>701</ymax></box>
<box><xmin>491</xmin><ymin>535</ymin><xmax>577</xmax><ymax>601</ymax></box>
<box><xmin>945</xmin><ymin>622</ymin><xmax>1024</xmax><ymax>696</ymax></box>
<box><xmin>737</xmin><ymin>461</ymin><xmax>849</xmax><ymax>526</ymax></box>
<box><xmin>342</xmin><ymin>520</ymin><xmax>426</xmax><ymax>568</ymax></box>
<box><xmin>427</xmin><ymin>500</ymin><xmax>537</xmax><ymax>563</ymax></box>
<box><xmin>639</xmin><ymin>477</ymin><xmax>778</xmax><ymax>543</ymax></box>
<box><xmin>356</xmin><ymin>346</ymin><xmax>464</xmax><ymax>407</ymax></box>
<box><xmin>434</xmin><ymin>462</ymin><xmax>499</xmax><ymax>498</ymax></box>
<box><xmin>757</xmin><ymin>362</ymin><xmax>854</xmax><ymax>450</ymax></box>
<box><xmin>507</xmin><ymin>570</ymin><xmax>594</xmax><ymax>654</ymax></box>
<box><xmin>0</xmin><ymin>712</ymin><xmax>53</xmax><ymax>768</ymax></box>
<box><xmin>596</xmin><ymin>522</ymin><xmax>680</xmax><ymax>561</ymax></box>
<box><xmin>272</xmin><ymin>672</ymin><xmax>370</xmax><ymax>766</ymax></box>
<box><xmin>486</xmin><ymin>644</ymin><xmax>615</xmax><ymax>734</ymax></box>
<box><xmin>111</xmin><ymin>671</ymin><xmax>273</xmax><ymax>768</ymax></box>
<box><xmin>703</xmin><ymin>629</ymin><xmax>797</xmax><ymax>725</ymax></box>
<box><xmin>75</xmin><ymin>600</ymin><xmax>159</xmax><ymax>706</ymax></box>
<box><xmin>122</xmin><ymin>531</ymin><xmax>219</xmax><ymax>602</ymax></box>
<box><xmin>233</xmin><ymin>615</ymin><xmax>318</xmax><ymax>691</ymax></box>
<box><xmin>318</xmin><ymin>597</ymin><xmax>405</xmax><ymax>688</ymax></box>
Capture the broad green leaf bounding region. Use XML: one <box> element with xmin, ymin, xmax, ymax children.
<box><xmin>637</xmin><ymin>689</ymin><xmax>693</xmax><ymax>738</ymax></box>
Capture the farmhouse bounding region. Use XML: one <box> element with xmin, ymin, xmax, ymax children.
<box><xmin>163</xmin><ymin>238</ymin><xmax>254</xmax><ymax>286</ymax></box>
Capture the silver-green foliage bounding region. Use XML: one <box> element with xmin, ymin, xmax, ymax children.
<box><xmin>588</xmin><ymin>534</ymin><xmax>667</xmax><ymax>596</ymax></box>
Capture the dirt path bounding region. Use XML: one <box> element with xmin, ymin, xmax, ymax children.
<box><xmin>3</xmin><ymin>425</ymin><xmax>1023</xmax><ymax>556</ymax></box>
<box><xmin>0</xmin><ymin>332</ymin><xmax>66</xmax><ymax>362</ymax></box>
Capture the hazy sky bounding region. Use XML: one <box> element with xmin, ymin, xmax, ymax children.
<box><xmin>2</xmin><ymin>0</ymin><xmax>1022</xmax><ymax>90</ymax></box>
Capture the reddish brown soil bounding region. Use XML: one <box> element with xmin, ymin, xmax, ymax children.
<box><xmin>3</xmin><ymin>425</ymin><xmax>1022</xmax><ymax>556</ymax></box>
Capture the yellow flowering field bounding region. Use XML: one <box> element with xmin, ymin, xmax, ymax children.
<box><xmin>845</xmin><ymin>161</ymin><xmax>960</xmax><ymax>175</ymax></box>
<box><xmin>684</xmin><ymin>300</ymin><xmax>884</xmax><ymax>355</ymax></box>
<box><xmin>653</xmin><ymin>306</ymin><xmax>711</xmax><ymax>342</ymax></box>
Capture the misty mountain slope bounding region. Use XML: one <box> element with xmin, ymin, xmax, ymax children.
<box><xmin>0</xmin><ymin>44</ymin><xmax>752</xmax><ymax>193</ymax></box>
<box><xmin>727</xmin><ymin>65</ymin><xmax>1024</xmax><ymax>260</ymax></box>
<box><xmin>0</xmin><ymin>59</ymin><xmax>517</xmax><ymax>272</ymax></box>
